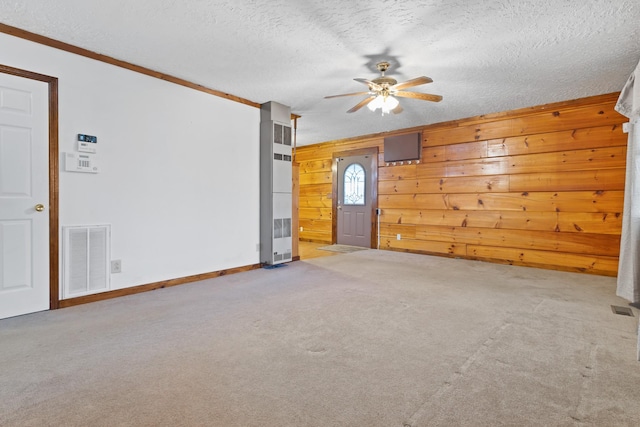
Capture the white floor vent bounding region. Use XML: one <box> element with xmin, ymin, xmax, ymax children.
<box><xmin>63</xmin><ymin>225</ymin><xmax>110</xmax><ymax>298</ymax></box>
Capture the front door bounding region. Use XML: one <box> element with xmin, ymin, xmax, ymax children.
<box><xmin>0</xmin><ymin>71</ymin><xmax>50</xmax><ymax>319</ymax></box>
<box><xmin>337</xmin><ymin>154</ymin><xmax>374</xmax><ymax>247</ymax></box>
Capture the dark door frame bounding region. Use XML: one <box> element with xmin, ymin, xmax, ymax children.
<box><xmin>332</xmin><ymin>147</ymin><xmax>378</xmax><ymax>248</ymax></box>
<box><xmin>0</xmin><ymin>64</ymin><xmax>60</xmax><ymax>310</ymax></box>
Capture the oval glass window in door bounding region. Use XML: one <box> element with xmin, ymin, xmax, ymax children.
<box><xmin>343</xmin><ymin>163</ymin><xmax>366</xmax><ymax>205</ymax></box>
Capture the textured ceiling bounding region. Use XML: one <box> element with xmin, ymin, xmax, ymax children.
<box><xmin>1</xmin><ymin>0</ymin><xmax>639</xmax><ymax>146</ymax></box>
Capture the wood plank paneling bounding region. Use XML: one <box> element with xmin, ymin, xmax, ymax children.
<box><xmin>378</xmin><ymin>175</ymin><xmax>510</xmax><ymax>194</ymax></box>
<box><xmin>299</xmin><ymin>195</ymin><xmax>333</xmax><ymax>208</ymax></box>
<box><xmin>299</xmin><ymin>171</ymin><xmax>332</xmax><ymax>186</ymax></box>
<box><xmin>418</xmin><ymin>146</ymin><xmax>446</xmax><ymax>162</ymax></box>
<box><xmin>298</xmin><ymin>159</ymin><xmax>333</xmax><ymax>173</ymax></box>
<box><xmin>298</xmin><ymin>207</ymin><xmax>332</xmax><ymax>220</ymax></box>
<box><xmin>296</xmin><ymin>93</ymin><xmax>626</xmax><ymax>276</ymax></box>
<box><xmin>507</xmin><ymin>147</ymin><xmax>626</xmax><ymax>174</ymax></box>
<box><xmin>299</xmin><ymin>183</ymin><xmax>331</xmax><ymax>197</ymax></box>
<box><xmin>509</xmin><ymin>169</ymin><xmax>625</xmax><ymax>192</ymax></box>
<box><xmin>379</xmin><ymin>224</ymin><xmax>417</xmax><ymax>239</ymax></box>
<box><xmin>408</xmin><ymin>225</ymin><xmax>620</xmax><ymax>257</ymax></box>
<box><xmin>443</xmin><ymin>140</ymin><xmax>489</xmax><ymax>162</ymax></box>
<box><xmin>423</xmin><ymin>102</ymin><xmax>622</xmax><ymax>147</ymax></box>
<box><xmin>467</xmin><ymin>245</ymin><xmax>619</xmax><ymax>276</ymax></box>
<box><xmin>413</xmin><ymin>148</ymin><xmax>626</xmax><ymax>180</ymax></box>
<box><xmin>295</xmin><ymin>138</ymin><xmax>383</xmax><ymax>162</ymax></box>
<box><xmin>378</xmin><ymin>164</ymin><xmax>417</xmax><ymax>181</ymax></box>
<box><xmin>486</xmin><ymin>125</ymin><xmax>626</xmax><ymax>157</ymax></box>
<box><xmin>416</xmin><ymin>158</ymin><xmax>510</xmax><ymax>179</ymax></box>
<box><xmin>299</xmin><ymin>218</ymin><xmax>332</xmax><ymax>232</ymax></box>
<box><xmin>379</xmin><ymin>191</ymin><xmax>623</xmax><ymax>213</ymax></box>
<box><xmin>381</xmin><ymin>238</ymin><xmax>467</xmax><ymax>257</ymax></box>
<box><xmin>299</xmin><ymin>229</ymin><xmax>332</xmax><ymax>243</ymax></box>
<box><xmin>379</xmin><ymin>209</ymin><xmax>622</xmax><ymax>234</ymax></box>
<box><xmin>421</xmin><ymin>141</ymin><xmax>489</xmax><ymax>164</ymax></box>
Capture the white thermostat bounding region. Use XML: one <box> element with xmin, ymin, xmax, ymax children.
<box><xmin>77</xmin><ymin>133</ymin><xmax>97</xmax><ymax>153</ymax></box>
<box><xmin>65</xmin><ymin>152</ymin><xmax>99</xmax><ymax>173</ymax></box>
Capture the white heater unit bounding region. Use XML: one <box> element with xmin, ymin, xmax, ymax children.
<box><xmin>260</xmin><ymin>101</ymin><xmax>292</xmax><ymax>265</ymax></box>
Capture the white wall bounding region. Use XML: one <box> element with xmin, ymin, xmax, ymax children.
<box><xmin>0</xmin><ymin>33</ymin><xmax>261</xmax><ymax>295</ymax></box>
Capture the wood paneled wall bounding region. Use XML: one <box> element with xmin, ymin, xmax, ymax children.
<box><xmin>296</xmin><ymin>93</ymin><xmax>627</xmax><ymax>276</ymax></box>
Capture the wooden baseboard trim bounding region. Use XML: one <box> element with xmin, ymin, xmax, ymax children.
<box><xmin>292</xmin><ymin>256</ymin><xmax>301</xmax><ymax>261</ymax></box>
<box><xmin>59</xmin><ymin>263</ymin><xmax>262</xmax><ymax>308</ymax></box>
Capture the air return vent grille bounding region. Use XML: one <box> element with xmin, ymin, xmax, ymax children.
<box><xmin>274</xmin><ymin>218</ymin><xmax>292</xmax><ymax>239</ymax></box>
<box><xmin>611</xmin><ymin>305</ymin><xmax>634</xmax><ymax>317</ymax></box>
<box><xmin>63</xmin><ymin>225</ymin><xmax>110</xmax><ymax>298</ymax></box>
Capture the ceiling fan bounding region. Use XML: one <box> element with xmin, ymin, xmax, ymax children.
<box><xmin>325</xmin><ymin>61</ymin><xmax>442</xmax><ymax>115</ymax></box>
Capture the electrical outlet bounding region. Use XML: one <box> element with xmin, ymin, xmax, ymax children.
<box><xmin>396</xmin><ymin>234</ymin><xmax>401</xmax><ymax>240</ymax></box>
<box><xmin>256</xmin><ymin>243</ymin><xmax>261</xmax><ymax>252</ymax></box>
<box><xmin>300</xmin><ymin>226</ymin><xmax>304</xmax><ymax>232</ymax></box>
<box><xmin>111</xmin><ymin>260</ymin><xmax>122</xmax><ymax>274</ymax></box>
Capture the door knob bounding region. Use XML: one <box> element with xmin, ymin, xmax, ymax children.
<box><xmin>35</xmin><ymin>204</ymin><xmax>45</xmax><ymax>212</ymax></box>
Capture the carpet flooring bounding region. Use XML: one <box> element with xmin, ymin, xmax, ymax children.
<box><xmin>1</xmin><ymin>250</ymin><xmax>639</xmax><ymax>426</ymax></box>
<box><xmin>316</xmin><ymin>244</ymin><xmax>369</xmax><ymax>253</ymax></box>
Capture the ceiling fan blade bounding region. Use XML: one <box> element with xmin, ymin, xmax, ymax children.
<box><xmin>324</xmin><ymin>91</ymin><xmax>371</xmax><ymax>99</ymax></box>
<box><xmin>394</xmin><ymin>91</ymin><xmax>443</xmax><ymax>102</ymax></box>
<box><xmin>391</xmin><ymin>76</ymin><xmax>433</xmax><ymax>90</ymax></box>
<box><xmin>392</xmin><ymin>104</ymin><xmax>404</xmax><ymax>114</ymax></box>
<box><xmin>347</xmin><ymin>97</ymin><xmax>375</xmax><ymax>113</ymax></box>
<box><xmin>354</xmin><ymin>78</ymin><xmax>382</xmax><ymax>91</ymax></box>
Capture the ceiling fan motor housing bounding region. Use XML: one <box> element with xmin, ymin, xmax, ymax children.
<box><xmin>372</xmin><ymin>76</ymin><xmax>398</xmax><ymax>88</ymax></box>
<box><xmin>373</xmin><ymin>62</ymin><xmax>397</xmax><ymax>88</ymax></box>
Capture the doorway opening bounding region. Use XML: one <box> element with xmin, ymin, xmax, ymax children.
<box><xmin>331</xmin><ymin>147</ymin><xmax>378</xmax><ymax>248</ymax></box>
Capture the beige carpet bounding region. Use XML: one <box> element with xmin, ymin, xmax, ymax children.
<box><xmin>1</xmin><ymin>249</ymin><xmax>639</xmax><ymax>426</ymax></box>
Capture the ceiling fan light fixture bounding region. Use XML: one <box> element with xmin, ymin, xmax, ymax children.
<box><xmin>367</xmin><ymin>94</ymin><xmax>399</xmax><ymax>115</ymax></box>
<box><xmin>325</xmin><ymin>61</ymin><xmax>440</xmax><ymax>114</ymax></box>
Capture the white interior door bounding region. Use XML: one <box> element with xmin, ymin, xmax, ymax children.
<box><xmin>0</xmin><ymin>72</ymin><xmax>49</xmax><ymax>320</ymax></box>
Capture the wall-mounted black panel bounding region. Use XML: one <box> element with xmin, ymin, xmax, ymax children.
<box><xmin>384</xmin><ymin>132</ymin><xmax>422</xmax><ymax>162</ymax></box>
